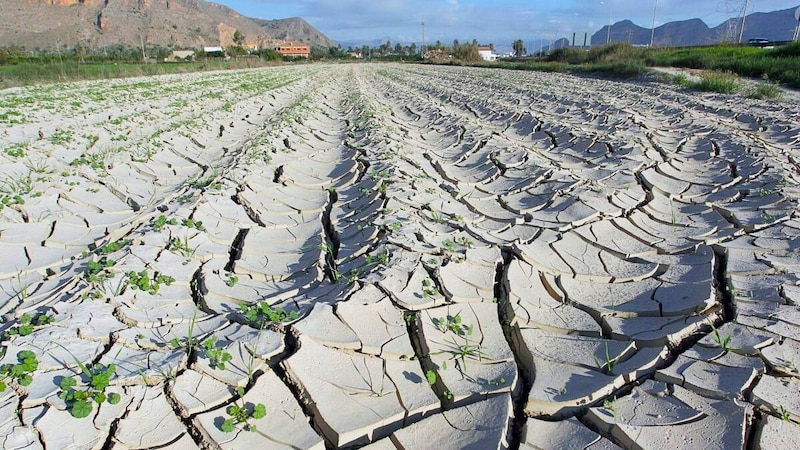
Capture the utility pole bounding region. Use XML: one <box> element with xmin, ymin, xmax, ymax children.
<box><xmin>650</xmin><ymin>0</ymin><xmax>658</xmax><ymax>47</ymax></box>
<box><xmin>738</xmin><ymin>0</ymin><xmax>750</xmax><ymax>44</ymax></box>
<box><xmin>421</xmin><ymin>20</ymin><xmax>425</xmax><ymax>57</ymax></box>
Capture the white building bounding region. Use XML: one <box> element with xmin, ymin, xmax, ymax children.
<box><xmin>477</xmin><ymin>46</ymin><xmax>497</xmax><ymax>61</ymax></box>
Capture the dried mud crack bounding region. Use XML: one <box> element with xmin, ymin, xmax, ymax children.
<box><xmin>1</xmin><ymin>63</ymin><xmax>800</xmax><ymax>449</ymax></box>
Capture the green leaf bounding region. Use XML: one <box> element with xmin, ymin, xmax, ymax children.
<box><xmin>107</xmin><ymin>392</ymin><xmax>121</xmax><ymax>404</ymax></box>
<box><xmin>18</xmin><ymin>374</ymin><xmax>32</xmax><ymax>386</ymax></box>
<box><xmin>60</xmin><ymin>377</ymin><xmax>77</xmax><ymax>391</ymax></box>
<box><xmin>253</xmin><ymin>403</ymin><xmax>267</xmax><ymax>420</ymax></box>
<box><xmin>221</xmin><ymin>418</ymin><xmax>235</xmax><ymax>433</ymax></box>
<box><xmin>0</xmin><ymin>381</ymin><xmax>6</xmax><ymax>392</ymax></box>
<box><xmin>70</xmin><ymin>400</ymin><xmax>93</xmax><ymax>419</ymax></box>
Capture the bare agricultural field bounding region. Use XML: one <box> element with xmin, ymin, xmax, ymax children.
<box><xmin>1</xmin><ymin>63</ymin><xmax>800</xmax><ymax>449</ymax></box>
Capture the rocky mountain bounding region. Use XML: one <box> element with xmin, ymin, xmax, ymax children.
<box><xmin>591</xmin><ymin>7</ymin><xmax>799</xmax><ymax>47</ymax></box>
<box><xmin>0</xmin><ymin>0</ymin><xmax>336</xmax><ymax>50</ymax></box>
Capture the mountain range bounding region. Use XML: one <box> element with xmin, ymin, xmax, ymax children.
<box><xmin>591</xmin><ymin>7</ymin><xmax>800</xmax><ymax>47</ymax></box>
<box><xmin>0</xmin><ymin>0</ymin><xmax>335</xmax><ymax>50</ymax></box>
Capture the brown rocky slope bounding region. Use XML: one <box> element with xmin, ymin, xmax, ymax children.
<box><xmin>0</xmin><ymin>0</ymin><xmax>335</xmax><ymax>50</ymax></box>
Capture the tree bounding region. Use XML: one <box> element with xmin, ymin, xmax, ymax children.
<box><xmin>233</xmin><ymin>30</ymin><xmax>244</xmax><ymax>46</ymax></box>
<box><xmin>512</xmin><ymin>39</ymin><xmax>526</xmax><ymax>57</ymax></box>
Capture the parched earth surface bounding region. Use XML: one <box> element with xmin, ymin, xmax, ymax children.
<box><xmin>1</xmin><ymin>63</ymin><xmax>800</xmax><ymax>449</ymax></box>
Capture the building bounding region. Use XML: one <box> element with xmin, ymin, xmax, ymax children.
<box><xmin>477</xmin><ymin>46</ymin><xmax>497</xmax><ymax>61</ymax></box>
<box><xmin>202</xmin><ymin>46</ymin><xmax>225</xmax><ymax>57</ymax></box>
<box><xmin>273</xmin><ymin>42</ymin><xmax>311</xmax><ymax>58</ymax></box>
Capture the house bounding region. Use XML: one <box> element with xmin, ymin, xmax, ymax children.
<box><xmin>164</xmin><ymin>50</ymin><xmax>195</xmax><ymax>62</ymax></box>
<box><xmin>477</xmin><ymin>46</ymin><xmax>497</xmax><ymax>61</ymax></box>
<box><xmin>203</xmin><ymin>46</ymin><xmax>225</xmax><ymax>57</ymax></box>
<box><xmin>243</xmin><ymin>44</ymin><xmax>259</xmax><ymax>53</ymax></box>
<box><xmin>273</xmin><ymin>42</ymin><xmax>311</xmax><ymax>58</ymax></box>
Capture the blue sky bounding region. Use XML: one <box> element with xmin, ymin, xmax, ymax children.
<box><xmin>217</xmin><ymin>0</ymin><xmax>800</xmax><ymax>45</ymax></box>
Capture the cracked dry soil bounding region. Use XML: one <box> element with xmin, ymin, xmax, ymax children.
<box><xmin>1</xmin><ymin>63</ymin><xmax>800</xmax><ymax>449</ymax></box>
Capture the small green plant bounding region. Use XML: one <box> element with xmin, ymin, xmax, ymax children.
<box><xmin>444</xmin><ymin>324</ymin><xmax>485</xmax><ymax>377</ymax></box>
<box><xmin>225</xmin><ymin>273</ymin><xmax>239</xmax><ymax>287</ymax></box>
<box><xmin>201</xmin><ymin>336</ymin><xmax>233</xmax><ymax>370</ymax></box>
<box><xmin>182</xmin><ymin>218</ymin><xmax>205</xmax><ymax>231</ymax></box>
<box><xmin>97</xmin><ymin>239</ymin><xmax>131</xmax><ymax>255</ymax></box>
<box><xmin>126</xmin><ymin>270</ymin><xmax>175</xmax><ymax>295</ymax></box>
<box><xmin>5</xmin><ymin>312</ymin><xmax>54</xmax><ymax>338</ymax></box>
<box><xmin>221</xmin><ymin>387</ymin><xmax>266</xmax><ymax>432</ymax></box>
<box><xmin>422</xmin><ymin>278</ymin><xmax>440</xmax><ymax>298</ymax></box>
<box><xmin>365</xmin><ymin>253</ymin><xmax>390</xmax><ymax>267</ymax></box>
<box><xmin>429</xmin><ymin>210</ymin><xmax>445</xmax><ymax>224</ymax></box>
<box><xmin>54</xmin><ymin>343</ymin><xmax>120</xmax><ymax>419</ymax></box>
<box><xmin>747</xmin><ymin>81</ymin><xmax>781</xmax><ymax>100</ymax></box>
<box><xmin>152</xmin><ymin>215</ymin><xmax>178</xmax><ymax>231</ymax></box>
<box><xmin>239</xmin><ymin>301</ymin><xmax>298</xmax><ymax>326</ymax></box>
<box><xmin>710</xmin><ymin>323</ymin><xmax>733</xmax><ymax>351</ymax></box>
<box><xmin>58</xmin><ymin>363</ymin><xmax>120</xmax><ymax>418</ymax></box>
<box><xmin>85</xmin><ymin>256</ymin><xmax>115</xmax><ymax>284</ymax></box>
<box><xmin>603</xmin><ymin>397</ymin><xmax>617</xmax><ymax>417</ymax></box>
<box><xmin>168</xmin><ymin>235</ymin><xmax>197</xmax><ymax>257</ymax></box>
<box><xmin>593</xmin><ymin>342</ymin><xmax>616</xmax><ymax>375</ymax></box>
<box><xmin>778</xmin><ymin>405</ymin><xmax>792</xmax><ymax>421</ymax></box>
<box><xmin>691</xmin><ymin>71</ymin><xmax>740</xmax><ymax>94</ymax></box>
<box><xmin>434</xmin><ymin>311</ymin><xmax>466</xmax><ymax>335</ymax></box>
<box><xmin>0</xmin><ymin>351</ymin><xmax>38</xmax><ymax>392</ymax></box>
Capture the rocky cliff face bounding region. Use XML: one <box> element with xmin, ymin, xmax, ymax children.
<box><xmin>1</xmin><ymin>0</ymin><xmax>335</xmax><ymax>50</ymax></box>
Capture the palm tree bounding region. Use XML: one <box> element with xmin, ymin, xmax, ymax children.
<box><xmin>512</xmin><ymin>39</ymin><xmax>526</xmax><ymax>57</ymax></box>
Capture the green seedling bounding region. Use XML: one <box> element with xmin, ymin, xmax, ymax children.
<box><xmin>98</xmin><ymin>239</ymin><xmax>131</xmax><ymax>255</ymax></box>
<box><xmin>239</xmin><ymin>301</ymin><xmax>298</xmax><ymax>326</ymax></box>
<box><xmin>779</xmin><ymin>405</ymin><xmax>792</xmax><ymax>422</ymax></box>
<box><xmin>5</xmin><ymin>312</ymin><xmax>55</xmax><ymax>338</ymax></box>
<box><xmin>182</xmin><ymin>218</ymin><xmax>205</xmax><ymax>231</ymax></box>
<box><xmin>152</xmin><ymin>214</ymin><xmax>178</xmax><ymax>231</ymax></box>
<box><xmin>225</xmin><ymin>273</ymin><xmax>239</xmax><ymax>287</ymax></box>
<box><xmin>170</xmin><ymin>308</ymin><xmax>199</xmax><ymax>351</ymax></box>
<box><xmin>126</xmin><ymin>270</ymin><xmax>175</xmax><ymax>295</ymax></box>
<box><xmin>603</xmin><ymin>398</ymin><xmax>617</xmax><ymax>418</ymax></box>
<box><xmin>0</xmin><ymin>351</ymin><xmax>38</xmax><ymax>392</ymax></box>
<box><xmin>85</xmin><ymin>256</ymin><xmax>115</xmax><ymax>284</ymax></box>
<box><xmin>365</xmin><ymin>253</ymin><xmax>390</xmax><ymax>267</ymax></box>
<box><xmin>422</xmin><ymin>278</ymin><xmax>440</xmax><ymax>298</ymax></box>
<box><xmin>593</xmin><ymin>342</ymin><xmax>617</xmax><ymax>375</ymax></box>
<box><xmin>201</xmin><ymin>336</ymin><xmax>233</xmax><ymax>370</ymax></box>
<box><xmin>434</xmin><ymin>311</ymin><xmax>466</xmax><ymax>335</ymax></box>
<box><xmin>429</xmin><ymin>210</ymin><xmax>445</xmax><ymax>224</ymax></box>
<box><xmin>448</xmin><ymin>325</ymin><xmax>485</xmax><ymax>376</ymax></box>
<box><xmin>710</xmin><ymin>323</ymin><xmax>733</xmax><ymax>352</ymax></box>
<box><xmin>168</xmin><ymin>235</ymin><xmax>197</xmax><ymax>257</ymax></box>
<box><xmin>221</xmin><ymin>387</ymin><xmax>266</xmax><ymax>432</ymax></box>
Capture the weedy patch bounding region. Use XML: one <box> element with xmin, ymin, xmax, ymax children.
<box><xmin>126</xmin><ymin>270</ymin><xmax>175</xmax><ymax>295</ymax></box>
<box><xmin>221</xmin><ymin>387</ymin><xmax>266</xmax><ymax>432</ymax></box>
<box><xmin>152</xmin><ymin>214</ymin><xmax>178</xmax><ymax>231</ymax></box>
<box><xmin>0</xmin><ymin>351</ymin><xmax>38</xmax><ymax>392</ymax></box>
<box><xmin>4</xmin><ymin>312</ymin><xmax>54</xmax><ymax>338</ymax></box>
<box><xmin>201</xmin><ymin>336</ymin><xmax>233</xmax><ymax>370</ymax></box>
<box><xmin>239</xmin><ymin>301</ymin><xmax>298</xmax><ymax>327</ymax></box>
<box><xmin>58</xmin><ymin>363</ymin><xmax>120</xmax><ymax>418</ymax></box>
